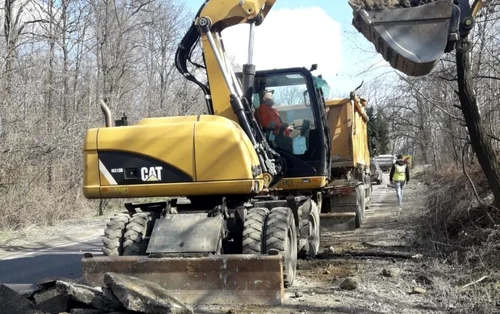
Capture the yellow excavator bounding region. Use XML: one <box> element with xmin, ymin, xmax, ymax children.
<box><xmin>80</xmin><ymin>0</ymin><xmax>488</xmax><ymax>307</ymax></box>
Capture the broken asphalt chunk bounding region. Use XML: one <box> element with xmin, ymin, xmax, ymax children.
<box><xmin>0</xmin><ymin>284</ymin><xmax>35</xmax><ymax>313</ymax></box>
<box><xmin>34</xmin><ymin>287</ymin><xmax>76</xmax><ymax>313</ymax></box>
<box><xmin>56</xmin><ymin>280</ymin><xmax>123</xmax><ymax>311</ymax></box>
<box><xmin>103</xmin><ymin>272</ymin><xmax>194</xmax><ymax>314</ymax></box>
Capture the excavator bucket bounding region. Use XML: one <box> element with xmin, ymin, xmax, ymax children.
<box><xmin>351</xmin><ymin>0</ymin><xmax>457</xmax><ymax>76</ymax></box>
<box><xmin>81</xmin><ymin>254</ymin><xmax>284</xmax><ymax>306</ymax></box>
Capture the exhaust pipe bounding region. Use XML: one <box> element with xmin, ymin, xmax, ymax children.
<box><xmin>99</xmin><ymin>99</ymin><xmax>112</xmax><ymax>127</ymax></box>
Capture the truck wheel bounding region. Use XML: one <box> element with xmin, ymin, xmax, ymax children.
<box><xmin>266</xmin><ymin>207</ymin><xmax>297</xmax><ymax>288</ymax></box>
<box><xmin>102</xmin><ymin>213</ymin><xmax>130</xmax><ymax>256</ymax></box>
<box><xmin>123</xmin><ymin>212</ymin><xmax>157</xmax><ymax>256</ymax></box>
<box><xmin>242</xmin><ymin>207</ymin><xmax>269</xmax><ymax>254</ymax></box>
<box><xmin>298</xmin><ymin>200</ymin><xmax>320</xmax><ymax>258</ymax></box>
<box><xmin>355</xmin><ymin>185</ymin><xmax>366</xmax><ymax>228</ymax></box>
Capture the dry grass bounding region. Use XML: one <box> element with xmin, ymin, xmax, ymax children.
<box><xmin>0</xmin><ymin>180</ymin><xmax>95</xmax><ymax>231</ymax></box>
<box><xmin>414</xmin><ymin>163</ymin><xmax>500</xmax><ymax>314</ymax></box>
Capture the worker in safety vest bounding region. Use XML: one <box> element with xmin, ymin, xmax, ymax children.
<box><xmin>255</xmin><ymin>89</ymin><xmax>294</xmax><ymax>137</ymax></box>
<box><xmin>389</xmin><ymin>155</ymin><xmax>410</xmax><ymax>209</ymax></box>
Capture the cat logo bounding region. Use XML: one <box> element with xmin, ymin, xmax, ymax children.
<box><xmin>141</xmin><ymin>166</ymin><xmax>163</xmax><ymax>182</ymax></box>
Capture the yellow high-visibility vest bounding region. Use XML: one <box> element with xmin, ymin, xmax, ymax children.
<box><xmin>393</xmin><ymin>164</ymin><xmax>406</xmax><ymax>182</ymax></box>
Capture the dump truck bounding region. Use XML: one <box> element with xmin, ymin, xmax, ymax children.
<box><xmin>319</xmin><ymin>92</ymin><xmax>372</xmax><ymax>232</ymax></box>
<box><xmin>78</xmin><ymin>0</ymin><xmax>489</xmax><ymax>307</ymax></box>
<box><xmin>255</xmin><ymin>78</ymin><xmax>373</xmax><ymax>232</ymax></box>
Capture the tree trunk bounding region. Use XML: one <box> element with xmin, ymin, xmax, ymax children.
<box><xmin>46</xmin><ymin>0</ymin><xmax>56</xmax><ymax>191</ymax></box>
<box><xmin>62</xmin><ymin>0</ymin><xmax>69</xmax><ymax>123</ymax></box>
<box><xmin>3</xmin><ymin>0</ymin><xmax>15</xmax><ymax>108</ymax></box>
<box><xmin>456</xmin><ymin>41</ymin><xmax>500</xmax><ymax>209</ymax></box>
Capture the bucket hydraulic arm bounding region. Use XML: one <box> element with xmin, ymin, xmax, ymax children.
<box><xmin>350</xmin><ymin>0</ymin><xmax>489</xmax><ymax>76</ymax></box>
<box><xmin>175</xmin><ymin>0</ymin><xmax>284</xmax><ymax>187</ymax></box>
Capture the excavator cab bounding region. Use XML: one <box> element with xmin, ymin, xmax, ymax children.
<box><xmin>237</xmin><ymin>67</ymin><xmax>330</xmax><ymax>186</ymax></box>
<box><xmin>350</xmin><ymin>0</ymin><xmax>480</xmax><ymax>76</ymax></box>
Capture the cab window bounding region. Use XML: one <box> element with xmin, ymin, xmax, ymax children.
<box><xmin>252</xmin><ymin>72</ymin><xmax>315</xmax><ymax>155</ymax></box>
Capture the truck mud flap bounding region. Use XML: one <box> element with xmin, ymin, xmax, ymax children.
<box><xmin>81</xmin><ymin>254</ymin><xmax>284</xmax><ymax>306</ymax></box>
<box><xmin>320</xmin><ymin>212</ymin><xmax>356</xmax><ymax>232</ymax></box>
<box><xmin>351</xmin><ymin>0</ymin><xmax>456</xmax><ymax>77</ymax></box>
<box><xmin>321</xmin><ymin>188</ymin><xmax>358</xmax><ymax>232</ymax></box>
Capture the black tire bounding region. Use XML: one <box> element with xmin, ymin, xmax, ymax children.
<box><xmin>355</xmin><ymin>185</ymin><xmax>366</xmax><ymax>228</ymax></box>
<box><xmin>265</xmin><ymin>207</ymin><xmax>297</xmax><ymax>288</ymax></box>
<box><xmin>123</xmin><ymin>212</ymin><xmax>157</xmax><ymax>256</ymax></box>
<box><xmin>102</xmin><ymin>213</ymin><xmax>130</xmax><ymax>256</ymax></box>
<box><xmin>242</xmin><ymin>207</ymin><xmax>269</xmax><ymax>254</ymax></box>
<box><xmin>298</xmin><ymin>200</ymin><xmax>320</xmax><ymax>258</ymax></box>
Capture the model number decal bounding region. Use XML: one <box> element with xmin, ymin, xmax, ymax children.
<box><xmin>111</xmin><ymin>168</ymin><xmax>124</xmax><ymax>173</ymax></box>
<box><xmin>141</xmin><ymin>166</ymin><xmax>163</xmax><ymax>182</ymax></box>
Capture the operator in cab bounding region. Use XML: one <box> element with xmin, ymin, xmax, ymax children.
<box><xmin>255</xmin><ymin>89</ymin><xmax>294</xmax><ymax>137</ymax></box>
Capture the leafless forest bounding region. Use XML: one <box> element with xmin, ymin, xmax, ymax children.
<box><xmin>0</xmin><ymin>0</ymin><xmax>499</xmax><ymax>245</ymax></box>
<box><xmin>0</xmin><ymin>0</ymin><xmax>208</xmax><ymax>229</ymax></box>
<box><xmin>363</xmin><ymin>1</ymin><xmax>500</xmax><ymax>271</ymax></box>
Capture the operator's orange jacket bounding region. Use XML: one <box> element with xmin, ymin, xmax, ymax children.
<box><xmin>255</xmin><ymin>104</ymin><xmax>291</xmax><ymax>136</ymax></box>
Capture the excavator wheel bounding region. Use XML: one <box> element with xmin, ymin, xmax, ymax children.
<box><xmin>265</xmin><ymin>207</ymin><xmax>297</xmax><ymax>288</ymax></box>
<box><xmin>298</xmin><ymin>200</ymin><xmax>320</xmax><ymax>258</ymax></box>
<box><xmin>102</xmin><ymin>213</ymin><xmax>130</xmax><ymax>256</ymax></box>
<box><xmin>123</xmin><ymin>212</ymin><xmax>157</xmax><ymax>256</ymax></box>
<box><xmin>242</xmin><ymin>207</ymin><xmax>269</xmax><ymax>254</ymax></box>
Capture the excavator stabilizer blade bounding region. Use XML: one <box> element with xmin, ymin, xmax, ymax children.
<box><xmin>351</xmin><ymin>0</ymin><xmax>455</xmax><ymax>76</ymax></box>
<box><xmin>81</xmin><ymin>254</ymin><xmax>284</xmax><ymax>306</ymax></box>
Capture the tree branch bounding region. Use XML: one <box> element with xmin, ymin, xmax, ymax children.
<box><xmin>488</xmin><ymin>133</ymin><xmax>500</xmax><ymax>142</ymax></box>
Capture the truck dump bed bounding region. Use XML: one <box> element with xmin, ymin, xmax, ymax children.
<box><xmin>325</xmin><ymin>97</ymin><xmax>370</xmax><ymax>169</ymax></box>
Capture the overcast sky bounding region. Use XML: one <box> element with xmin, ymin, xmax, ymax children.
<box><xmin>183</xmin><ymin>0</ymin><xmax>397</xmax><ymax>98</ymax></box>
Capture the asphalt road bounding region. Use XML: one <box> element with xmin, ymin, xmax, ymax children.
<box><xmin>0</xmin><ymin>237</ymin><xmax>102</xmax><ymax>294</ymax></box>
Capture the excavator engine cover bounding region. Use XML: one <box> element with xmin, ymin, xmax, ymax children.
<box><xmin>351</xmin><ymin>0</ymin><xmax>456</xmax><ymax>76</ymax></box>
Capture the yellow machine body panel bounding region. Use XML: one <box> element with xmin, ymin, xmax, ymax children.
<box><xmin>275</xmin><ymin>176</ymin><xmax>328</xmax><ymax>190</ymax></box>
<box><xmin>83</xmin><ymin>115</ymin><xmax>264</xmax><ymax>199</ymax></box>
<box><xmin>196</xmin><ymin>0</ymin><xmax>276</xmax><ymax>123</ymax></box>
<box><xmin>325</xmin><ymin>97</ymin><xmax>370</xmax><ymax>170</ymax></box>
